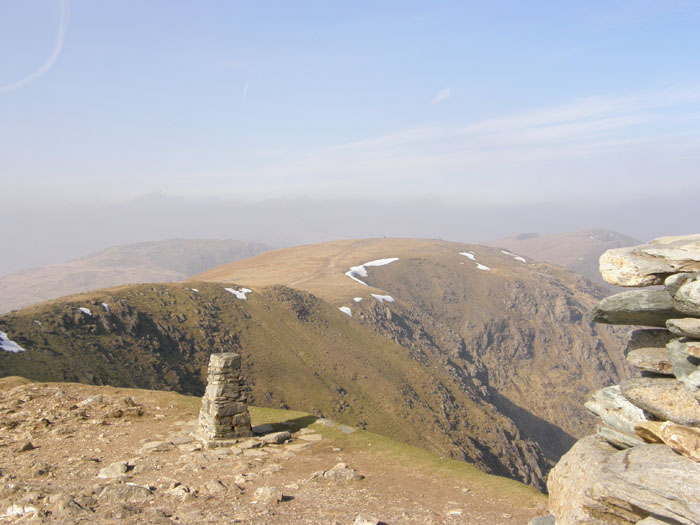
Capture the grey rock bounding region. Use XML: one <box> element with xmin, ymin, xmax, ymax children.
<box><xmin>620</xmin><ymin>378</ymin><xmax>700</xmax><ymax>427</ymax></box>
<box><xmin>667</xmin><ymin>318</ymin><xmax>700</xmax><ymax>338</ymax></box>
<box><xmin>253</xmin><ymin>486</ymin><xmax>283</xmax><ymax>505</ymax></box>
<box><xmin>626</xmin><ymin>347</ymin><xmax>673</xmax><ymax>375</ymax></box>
<box><xmin>310</xmin><ymin>462</ymin><xmax>364</xmax><ymax>482</ymax></box>
<box><xmin>596</xmin><ymin>424</ymin><xmax>645</xmax><ymax>449</ymax></box>
<box><xmin>97</xmin><ymin>461</ymin><xmax>129</xmax><ymax>479</ymax></box>
<box><xmin>585</xmin><ymin>385</ymin><xmax>651</xmax><ymax>435</ymax></box>
<box><xmin>674</xmin><ymin>280</ymin><xmax>700</xmax><ymax>317</ymax></box>
<box><xmin>667</xmin><ymin>339</ymin><xmax>700</xmax><ymax>392</ymax></box>
<box><xmin>665</xmin><ymin>273</ymin><xmax>700</xmax><ymax>296</ymax></box>
<box><xmin>47</xmin><ymin>493</ymin><xmax>85</xmax><ymax>516</ymax></box>
<box><xmin>547</xmin><ymin>435</ymin><xmax>618</xmax><ymax>524</ymax></box>
<box><xmin>528</xmin><ymin>517</ymin><xmax>555</xmax><ymax>525</ymax></box>
<box><xmin>99</xmin><ymin>483</ymin><xmax>153</xmax><ymax>504</ymax></box>
<box><xmin>599</xmin><ymin>234</ymin><xmax>700</xmax><ymax>287</ymax></box>
<box><xmin>202</xmin><ymin>479</ymin><xmax>227</xmax><ymax>494</ymax></box>
<box><xmin>592</xmin><ymin>290</ymin><xmax>679</xmax><ymax>327</ymax></box>
<box><xmin>587</xmin><ymin>444</ymin><xmax>700</xmax><ymax>525</ymax></box>
<box><xmin>140</xmin><ymin>441</ymin><xmax>173</xmax><ymax>453</ymax></box>
<box><xmin>260</xmin><ymin>431</ymin><xmax>291</xmax><ymax>445</ymax></box>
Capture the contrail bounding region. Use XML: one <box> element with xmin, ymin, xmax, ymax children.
<box><xmin>0</xmin><ymin>0</ymin><xmax>68</xmax><ymax>96</ymax></box>
<box><xmin>243</xmin><ymin>81</ymin><xmax>248</xmax><ymax>98</ymax></box>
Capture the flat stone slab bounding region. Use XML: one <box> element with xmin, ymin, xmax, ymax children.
<box><xmin>626</xmin><ymin>347</ymin><xmax>673</xmax><ymax>375</ymax></box>
<box><xmin>668</xmin><ymin>318</ymin><xmax>700</xmax><ymax>338</ymax></box>
<box><xmin>592</xmin><ymin>290</ymin><xmax>679</xmax><ymax>327</ymax></box>
<box><xmin>635</xmin><ymin>420</ymin><xmax>700</xmax><ymax>462</ymax></box>
<box><xmin>620</xmin><ymin>377</ymin><xmax>700</xmax><ymax>426</ymax></box>
<box><xmin>599</xmin><ymin>234</ymin><xmax>700</xmax><ymax>287</ymax></box>
<box><xmin>585</xmin><ymin>385</ymin><xmax>651</xmax><ymax>435</ymax></box>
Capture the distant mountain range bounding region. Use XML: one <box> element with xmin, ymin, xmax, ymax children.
<box><xmin>0</xmin><ymin>239</ymin><xmax>270</xmax><ymax>313</ymax></box>
<box><xmin>0</xmin><ymin>237</ymin><xmax>632</xmax><ymax>490</ymax></box>
<box><xmin>485</xmin><ymin>228</ymin><xmax>641</xmax><ymax>289</ymax></box>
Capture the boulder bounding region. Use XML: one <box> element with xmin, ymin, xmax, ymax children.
<box><xmin>98</xmin><ymin>484</ymin><xmax>152</xmax><ymax>504</ymax></box>
<box><xmin>599</xmin><ymin>235</ymin><xmax>700</xmax><ymax>287</ymax></box>
<box><xmin>620</xmin><ymin>378</ymin><xmax>700</xmax><ymax>426</ymax></box>
<box><xmin>259</xmin><ymin>431</ymin><xmax>291</xmax><ymax>445</ymax></box>
<box><xmin>665</xmin><ymin>273</ymin><xmax>699</xmax><ymax>296</ymax></box>
<box><xmin>592</xmin><ymin>290</ymin><xmax>679</xmax><ymax>327</ymax></box>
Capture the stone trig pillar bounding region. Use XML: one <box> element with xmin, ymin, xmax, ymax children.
<box><xmin>196</xmin><ymin>352</ymin><xmax>253</xmax><ymax>444</ymax></box>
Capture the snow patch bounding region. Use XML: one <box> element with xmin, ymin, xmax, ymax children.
<box><xmin>190</xmin><ymin>288</ymin><xmax>199</xmax><ymax>293</ymax></box>
<box><xmin>225</xmin><ymin>287</ymin><xmax>252</xmax><ymax>300</ymax></box>
<box><xmin>371</xmin><ymin>294</ymin><xmax>395</xmax><ymax>303</ymax></box>
<box><xmin>345</xmin><ymin>258</ymin><xmax>399</xmax><ymax>286</ymax></box>
<box><xmin>353</xmin><ymin>297</ymin><xmax>363</xmax><ymax>303</ymax></box>
<box><xmin>101</xmin><ymin>303</ymin><xmax>109</xmax><ymax>312</ymax></box>
<box><xmin>338</xmin><ymin>306</ymin><xmax>352</xmax><ymax>317</ymax></box>
<box><xmin>78</xmin><ymin>307</ymin><xmax>92</xmax><ymax>316</ymax></box>
<box><xmin>0</xmin><ymin>331</ymin><xmax>26</xmax><ymax>353</ymax></box>
<box><xmin>500</xmin><ymin>249</ymin><xmax>527</xmax><ymax>263</ymax></box>
<box><xmin>1</xmin><ymin>505</ymin><xmax>36</xmax><ymax>519</ymax></box>
<box><xmin>476</xmin><ymin>263</ymin><xmax>490</xmax><ymax>271</ymax></box>
<box><xmin>459</xmin><ymin>252</ymin><xmax>476</xmax><ymax>260</ymax></box>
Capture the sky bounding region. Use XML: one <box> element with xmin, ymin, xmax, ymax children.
<box><xmin>1</xmin><ymin>1</ymin><xmax>700</xmax><ymax>273</ymax></box>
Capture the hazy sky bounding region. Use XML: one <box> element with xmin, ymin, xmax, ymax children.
<box><xmin>1</xmin><ymin>1</ymin><xmax>700</xmax><ymax>273</ymax></box>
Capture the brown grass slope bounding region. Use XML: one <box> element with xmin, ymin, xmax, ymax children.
<box><xmin>0</xmin><ymin>239</ymin><xmax>270</xmax><ymax>314</ymax></box>
<box><xmin>0</xmin><ymin>281</ymin><xmax>549</xmax><ymax>490</ymax></box>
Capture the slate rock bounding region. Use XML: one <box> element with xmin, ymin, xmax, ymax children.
<box><xmin>626</xmin><ymin>347</ymin><xmax>673</xmax><ymax>375</ymax></box>
<box><xmin>592</xmin><ymin>290</ymin><xmax>679</xmax><ymax>327</ymax></box>
<box><xmin>99</xmin><ymin>483</ymin><xmax>153</xmax><ymax>504</ymax></box>
<box><xmin>97</xmin><ymin>461</ymin><xmax>129</xmax><ymax>479</ymax></box>
<box><xmin>203</xmin><ymin>479</ymin><xmax>227</xmax><ymax>494</ymax></box>
<box><xmin>547</xmin><ymin>435</ymin><xmax>617</xmax><ymax>524</ymax></box>
<box><xmin>667</xmin><ymin>318</ymin><xmax>700</xmax><ymax>339</ymax></box>
<box><xmin>657</xmin><ymin>422</ymin><xmax>700</xmax><ymax>462</ymax></box>
<box><xmin>253</xmin><ymin>486</ymin><xmax>283</xmax><ymax>505</ymax></box>
<box><xmin>586</xmin><ymin>444</ymin><xmax>700</xmax><ymax>525</ymax></box>
<box><xmin>674</xmin><ymin>281</ymin><xmax>700</xmax><ymax>317</ymax></box>
<box><xmin>585</xmin><ymin>385</ymin><xmax>651</xmax><ymax>435</ymax></box>
<box><xmin>310</xmin><ymin>462</ymin><xmax>364</xmax><ymax>482</ymax></box>
<box><xmin>620</xmin><ymin>378</ymin><xmax>700</xmax><ymax>426</ymax></box>
<box><xmin>527</xmin><ymin>517</ymin><xmax>555</xmax><ymax>525</ymax></box>
<box><xmin>596</xmin><ymin>424</ymin><xmax>645</xmax><ymax>449</ymax></box>
<box><xmin>599</xmin><ymin>234</ymin><xmax>700</xmax><ymax>287</ymax></box>
<box><xmin>260</xmin><ymin>431</ymin><xmax>291</xmax><ymax>445</ymax></box>
<box><xmin>665</xmin><ymin>273</ymin><xmax>699</xmax><ymax>296</ymax></box>
<box><xmin>667</xmin><ymin>339</ymin><xmax>700</xmax><ymax>392</ymax></box>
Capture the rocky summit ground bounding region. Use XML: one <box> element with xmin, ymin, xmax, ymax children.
<box><xmin>0</xmin><ymin>377</ymin><xmax>546</xmax><ymax>524</ymax></box>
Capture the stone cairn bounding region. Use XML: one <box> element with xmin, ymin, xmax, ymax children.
<box><xmin>196</xmin><ymin>352</ymin><xmax>253</xmax><ymax>445</ymax></box>
<box><xmin>542</xmin><ymin>234</ymin><xmax>700</xmax><ymax>525</ymax></box>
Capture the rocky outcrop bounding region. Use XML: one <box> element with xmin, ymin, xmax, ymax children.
<box><xmin>546</xmin><ymin>234</ymin><xmax>700</xmax><ymax>524</ymax></box>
